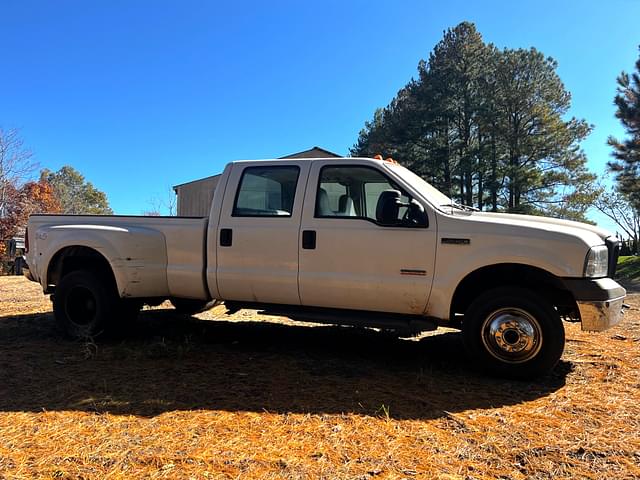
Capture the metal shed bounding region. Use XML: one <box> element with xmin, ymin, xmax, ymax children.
<box><xmin>172</xmin><ymin>147</ymin><xmax>341</xmax><ymax>217</ymax></box>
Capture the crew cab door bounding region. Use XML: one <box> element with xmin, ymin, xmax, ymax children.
<box><xmin>216</xmin><ymin>161</ymin><xmax>308</xmax><ymax>304</ymax></box>
<box><xmin>298</xmin><ymin>161</ymin><xmax>437</xmax><ymax>315</ymax></box>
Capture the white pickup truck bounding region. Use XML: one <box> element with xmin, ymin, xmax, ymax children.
<box><xmin>25</xmin><ymin>157</ymin><xmax>626</xmax><ymax>377</ymax></box>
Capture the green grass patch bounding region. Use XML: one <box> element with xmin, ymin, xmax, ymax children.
<box><xmin>617</xmin><ymin>255</ymin><xmax>640</xmax><ymax>280</ymax></box>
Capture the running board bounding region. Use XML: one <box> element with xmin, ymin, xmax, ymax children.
<box><xmin>223</xmin><ymin>301</ymin><xmax>438</xmax><ymax>334</ymax></box>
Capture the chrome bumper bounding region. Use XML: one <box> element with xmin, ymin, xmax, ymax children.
<box><xmin>577</xmin><ymin>296</ymin><xmax>625</xmax><ymax>332</ymax></box>
<box><xmin>563</xmin><ymin>278</ymin><xmax>626</xmax><ymax>332</ymax></box>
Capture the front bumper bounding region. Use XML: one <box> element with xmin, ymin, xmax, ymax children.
<box><xmin>563</xmin><ymin>278</ymin><xmax>626</xmax><ymax>332</ymax></box>
<box><xmin>577</xmin><ymin>297</ymin><xmax>625</xmax><ymax>331</ymax></box>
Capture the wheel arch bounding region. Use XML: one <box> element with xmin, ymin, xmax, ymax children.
<box><xmin>449</xmin><ymin>263</ymin><xmax>578</xmax><ymax>321</ymax></box>
<box><xmin>46</xmin><ymin>245</ymin><xmax>119</xmax><ymax>295</ymax></box>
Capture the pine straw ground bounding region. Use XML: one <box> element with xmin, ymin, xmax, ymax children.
<box><xmin>0</xmin><ymin>277</ymin><xmax>639</xmax><ymax>479</ymax></box>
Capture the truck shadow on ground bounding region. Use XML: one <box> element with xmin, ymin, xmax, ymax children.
<box><xmin>0</xmin><ymin>309</ymin><xmax>571</xmax><ymax>419</ymax></box>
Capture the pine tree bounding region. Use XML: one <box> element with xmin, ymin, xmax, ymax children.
<box><xmin>493</xmin><ymin>48</ymin><xmax>595</xmax><ymax>215</ymax></box>
<box><xmin>351</xmin><ymin>21</ymin><xmax>598</xmax><ymax>221</ymax></box>
<box><xmin>427</xmin><ymin>22</ymin><xmax>487</xmax><ymax>206</ymax></box>
<box><xmin>608</xmin><ymin>46</ymin><xmax>640</xmax><ymax>211</ymax></box>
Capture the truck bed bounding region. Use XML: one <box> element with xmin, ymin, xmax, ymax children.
<box><xmin>27</xmin><ymin>214</ymin><xmax>210</xmax><ymax>300</ymax></box>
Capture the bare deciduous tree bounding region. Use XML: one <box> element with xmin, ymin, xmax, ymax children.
<box><xmin>166</xmin><ymin>190</ymin><xmax>176</xmax><ymax>216</ymax></box>
<box><xmin>141</xmin><ymin>209</ymin><xmax>161</xmax><ymax>216</ymax></box>
<box><xmin>0</xmin><ymin>128</ymin><xmax>38</xmax><ymax>219</ymax></box>
<box><xmin>144</xmin><ymin>187</ymin><xmax>177</xmax><ymax>216</ymax></box>
<box><xmin>594</xmin><ymin>185</ymin><xmax>640</xmax><ymax>253</ymax></box>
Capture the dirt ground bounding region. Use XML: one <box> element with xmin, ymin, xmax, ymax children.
<box><xmin>0</xmin><ymin>276</ymin><xmax>639</xmax><ymax>479</ymax></box>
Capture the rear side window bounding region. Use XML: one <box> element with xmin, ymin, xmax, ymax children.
<box><xmin>233</xmin><ymin>166</ymin><xmax>300</xmax><ymax>217</ymax></box>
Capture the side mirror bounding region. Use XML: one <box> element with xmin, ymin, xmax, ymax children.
<box><xmin>376</xmin><ymin>190</ymin><xmax>403</xmax><ymax>225</ymax></box>
<box><xmin>376</xmin><ymin>190</ymin><xmax>428</xmax><ymax>227</ymax></box>
<box><xmin>406</xmin><ymin>199</ymin><xmax>428</xmax><ymax>227</ymax></box>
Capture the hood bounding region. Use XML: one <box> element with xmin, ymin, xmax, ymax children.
<box><xmin>444</xmin><ymin>211</ymin><xmax>614</xmax><ymax>251</ymax></box>
<box><xmin>435</xmin><ymin>210</ymin><xmax>613</xmax><ymax>278</ymax></box>
<box><xmin>472</xmin><ymin>212</ymin><xmax>612</xmax><ymax>243</ymax></box>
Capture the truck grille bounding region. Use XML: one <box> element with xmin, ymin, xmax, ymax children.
<box><xmin>606</xmin><ymin>237</ymin><xmax>620</xmax><ymax>278</ymax></box>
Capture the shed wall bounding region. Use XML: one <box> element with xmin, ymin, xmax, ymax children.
<box><xmin>173</xmin><ymin>147</ymin><xmax>341</xmax><ymax>217</ymax></box>
<box><xmin>175</xmin><ymin>176</ymin><xmax>220</xmax><ymax>217</ymax></box>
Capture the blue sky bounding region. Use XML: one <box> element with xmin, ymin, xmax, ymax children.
<box><xmin>1</xmin><ymin>0</ymin><xmax>639</xmax><ymax>230</ymax></box>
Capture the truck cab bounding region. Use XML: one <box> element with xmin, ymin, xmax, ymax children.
<box><xmin>209</xmin><ymin>158</ymin><xmax>436</xmax><ymax>314</ymax></box>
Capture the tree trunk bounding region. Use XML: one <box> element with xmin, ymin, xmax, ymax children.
<box><xmin>491</xmin><ymin>129</ymin><xmax>497</xmax><ymax>212</ymax></box>
<box><xmin>465</xmin><ymin>169</ymin><xmax>473</xmax><ymax>206</ymax></box>
<box><xmin>477</xmin><ymin>171</ymin><xmax>484</xmax><ymax>210</ymax></box>
<box><xmin>443</xmin><ymin>123</ymin><xmax>452</xmax><ymax>195</ymax></box>
<box><xmin>508</xmin><ymin>151</ymin><xmax>516</xmax><ymax>210</ymax></box>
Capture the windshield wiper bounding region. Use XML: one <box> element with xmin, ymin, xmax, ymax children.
<box><xmin>440</xmin><ymin>202</ymin><xmax>479</xmax><ymax>212</ymax></box>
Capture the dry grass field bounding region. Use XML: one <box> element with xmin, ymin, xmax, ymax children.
<box><xmin>0</xmin><ymin>276</ymin><xmax>639</xmax><ymax>479</ymax></box>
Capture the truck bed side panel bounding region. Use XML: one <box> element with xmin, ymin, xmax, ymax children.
<box><xmin>27</xmin><ymin>215</ymin><xmax>209</xmax><ymax>300</ymax></box>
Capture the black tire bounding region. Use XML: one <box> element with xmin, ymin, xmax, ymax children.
<box><xmin>170</xmin><ymin>298</ymin><xmax>216</xmax><ymax>315</ymax></box>
<box><xmin>53</xmin><ymin>270</ymin><xmax>118</xmax><ymax>339</ymax></box>
<box><xmin>462</xmin><ymin>287</ymin><xmax>565</xmax><ymax>379</ymax></box>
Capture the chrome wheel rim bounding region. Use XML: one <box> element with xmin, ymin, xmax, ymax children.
<box><xmin>481</xmin><ymin>308</ymin><xmax>543</xmax><ymax>364</ymax></box>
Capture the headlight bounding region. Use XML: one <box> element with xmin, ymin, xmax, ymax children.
<box><xmin>584</xmin><ymin>245</ymin><xmax>608</xmax><ymax>277</ymax></box>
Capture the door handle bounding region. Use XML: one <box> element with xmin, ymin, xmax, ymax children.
<box><xmin>302</xmin><ymin>230</ymin><xmax>316</xmax><ymax>249</ymax></box>
<box><xmin>220</xmin><ymin>228</ymin><xmax>233</xmax><ymax>247</ymax></box>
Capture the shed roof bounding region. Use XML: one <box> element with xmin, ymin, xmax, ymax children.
<box><xmin>173</xmin><ymin>174</ymin><xmax>221</xmax><ymax>191</ymax></box>
<box><xmin>278</xmin><ymin>146</ymin><xmax>342</xmax><ymax>159</ymax></box>
<box><xmin>172</xmin><ymin>146</ymin><xmax>342</xmax><ymax>191</ymax></box>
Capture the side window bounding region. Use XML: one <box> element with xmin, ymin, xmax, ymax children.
<box><xmin>315</xmin><ymin>166</ymin><xmax>415</xmax><ymax>224</ymax></box>
<box><xmin>233</xmin><ymin>166</ymin><xmax>300</xmax><ymax>217</ymax></box>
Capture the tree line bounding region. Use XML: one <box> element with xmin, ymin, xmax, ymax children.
<box><xmin>351</xmin><ymin>22</ymin><xmax>598</xmax><ymax>222</ymax></box>
<box><xmin>0</xmin><ymin>129</ymin><xmax>112</xmax><ymax>268</ymax></box>
<box><xmin>604</xmin><ymin>45</ymin><xmax>640</xmax><ymax>253</ymax></box>
<box><xmin>2</xmin><ymin>22</ymin><xmax>640</xmax><ymax>258</ymax></box>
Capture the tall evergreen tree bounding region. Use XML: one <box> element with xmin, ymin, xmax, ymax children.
<box><xmin>425</xmin><ymin>22</ymin><xmax>486</xmax><ymax>206</ymax></box>
<box><xmin>476</xmin><ymin>44</ymin><xmax>502</xmax><ymax>211</ymax></box>
<box><xmin>608</xmin><ymin>46</ymin><xmax>640</xmax><ymax>211</ymax></box>
<box><xmin>492</xmin><ymin>48</ymin><xmax>594</xmax><ymax>215</ymax></box>
<box><xmin>351</xmin><ymin>22</ymin><xmax>597</xmax><ymax>221</ymax></box>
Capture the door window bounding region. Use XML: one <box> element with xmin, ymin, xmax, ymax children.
<box><xmin>233</xmin><ymin>166</ymin><xmax>300</xmax><ymax>217</ymax></box>
<box><xmin>315</xmin><ymin>166</ymin><xmax>424</xmax><ymax>226</ymax></box>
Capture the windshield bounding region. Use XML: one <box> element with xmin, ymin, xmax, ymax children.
<box><xmin>383</xmin><ymin>163</ymin><xmax>453</xmax><ymax>208</ymax></box>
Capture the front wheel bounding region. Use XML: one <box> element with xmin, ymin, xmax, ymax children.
<box><xmin>462</xmin><ymin>287</ymin><xmax>565</xmax><ymax>379</ymax></box>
